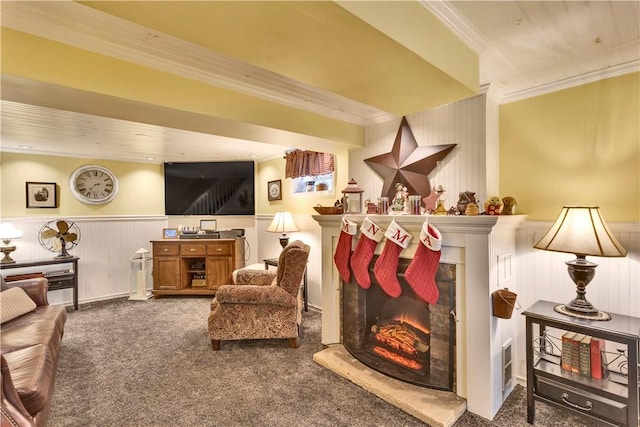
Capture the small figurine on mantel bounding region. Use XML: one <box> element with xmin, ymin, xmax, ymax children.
<box><xmin>457</xmin><ymin>191</ymin><xmax>477</xmax><ymax>215</ymax></box>
<box><xmin>391</xmin><ymin>183</ymin><xmax>408</xmax><ymax>212</ymax></box>
<box><xmin>423</xmin><ymin>184</ymin><xmax>445</xmax><ymax>213</ymax></box>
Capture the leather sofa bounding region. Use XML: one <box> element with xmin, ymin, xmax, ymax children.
<box><xmin>1</xmin><ymin>277</ymin><xmax>67</xmax><ymax>427</ymax></box>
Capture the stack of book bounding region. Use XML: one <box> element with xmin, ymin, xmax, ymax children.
<box><xmin>561</xmin><ymin>332</ymin><xmax>607</xmax><ymax>379</ymax></box>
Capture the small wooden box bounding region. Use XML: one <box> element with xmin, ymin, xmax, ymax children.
<box><xmin>191</xmin><ymin>279</ymin><xmax>206</xmax><ymax>287</ymax></box>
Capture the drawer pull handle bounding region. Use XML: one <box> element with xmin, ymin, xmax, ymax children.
<box><xmin>216</xmin><ymin>248</ymin><xmax>222</xmax><ymax>252</ymax></box>
<box><xmin>561</xmin><ymin>393</ymin><xmax>592</xmax><ymax>412</ymax></box>
<box><xmin>163</xmin><ymin>248</ymin><xmax>168</xmax><ymax>252</ymax></box>
<box><xmin>189</xmin><ymin>248</ymin><xmax>196</xmax><ymax>252</ymax></box>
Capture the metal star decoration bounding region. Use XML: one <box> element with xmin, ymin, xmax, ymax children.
<box><xmin>365</xmin><ymin>117</ymin><xmax>456</xmax><ymax>200</ymax></box>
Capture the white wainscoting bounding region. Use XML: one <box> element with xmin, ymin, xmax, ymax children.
<box><xmin>514</xmin><ymin>220</ymin><xmax>640</xmax><ymax>383</ymax></box>
<box><xmin>2</xmin><ymin>216</ymin><xmax>167</xmax><ymax>306</ymax></box>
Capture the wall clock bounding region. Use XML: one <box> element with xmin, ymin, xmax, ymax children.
<box><xmin>69</xmin><ymin>164</ymin><xmax>119</xmax><ymax>205</ymax></box>
<box><xmin>268</xmin><ymin>179</ymin><xmax>282</xmax><ymax>201</ymax></box>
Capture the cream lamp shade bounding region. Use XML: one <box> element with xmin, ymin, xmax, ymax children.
<box><xmin>266</xmin><ymin>212</ymin><xmax>299</xmax><ymax>249</ymax></box>
<box><xmin>533</xmin><ymin>206</ymin><xmax>627</xmax><ymax>320</ymax></box>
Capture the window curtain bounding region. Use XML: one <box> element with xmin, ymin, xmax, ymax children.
<box><xmin>284</xmin><ymin>150</ymin><xmax>334</xmax><ymax>179</ymax></box>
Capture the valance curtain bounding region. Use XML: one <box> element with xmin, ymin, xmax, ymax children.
<box><xmin>284</xmin><ymin>150</ymin><xmax>334</xmax><ymax>179</ymax></box>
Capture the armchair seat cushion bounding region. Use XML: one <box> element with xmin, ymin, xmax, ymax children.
<box><xmin>215</xmin><ymin>285</ymin><xmax>296</xmax><ymax>307</ymax></box>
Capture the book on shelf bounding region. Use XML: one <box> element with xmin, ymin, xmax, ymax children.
<box><xmin>570</xmin><ymin>333</ymin><xmax>585</xmax><ymax>373</ymax></box>
<box><xmin>579</xmin><ymin>335</ymin><xmax>591</xmax><ymax>376</ymax></box>
<box><xmin>590</xmin><ymin>337</ymin><xmax>606</xmax><ymax>379</ymax></box>
<box><xmin>561</xmin><ymin>331</ymin><xmax>576</xmax><ymax>371</ymax></box>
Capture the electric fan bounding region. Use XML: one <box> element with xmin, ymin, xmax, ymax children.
<box><xmin>39</xmin><ymin>220</ymin><xmax>81</xmax><ymax>259</ymax></box>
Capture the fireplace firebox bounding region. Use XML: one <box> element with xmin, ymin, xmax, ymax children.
<box><xmin>342</xmin><ymin>256</ymin><xmax>455</xmax><ymax>390</ymax></box>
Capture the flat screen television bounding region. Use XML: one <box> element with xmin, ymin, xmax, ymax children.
<box><xmin>164</xmin><ymin>161</ymin><xmax>255</xmax><ymax>215</ymax></box>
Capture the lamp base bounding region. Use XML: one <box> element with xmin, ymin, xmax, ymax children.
<box><xmin>1</xmin><ymin>245</ymin><xmax>17</xmax><ymax>264</ymax></box>
<box><xmin>556</xmin><ymin>255</ymin><xmax>611</xmax><ymax>320</ymax></box>
<box><xmin>554</xmin><ymin>304</ymin><xmax>611</xmax><ymax>321</ymax></box>
<box><xmin>279</xmin><ymin>236</ymin><xmax>289</xmax><ymax>249</ymax></box>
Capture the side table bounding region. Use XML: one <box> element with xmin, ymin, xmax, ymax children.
<box><xmin>524</xmin><ymin>300</ymin><xmax>639</xmax><ymax>426</ymax></box>
<box><xmin>264</xmin><ymin>258</ymin><xmax>308</xmax><ymax>312</ymax></box>
<box><xmin>1</xmin><ymin>257</ymin><xmax>79</xmax><ymax>310</ymax></box>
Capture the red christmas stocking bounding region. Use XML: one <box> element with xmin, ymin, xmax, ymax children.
<box><xmin>405</xmin><ymin>221</ymin><xmax>442</xmax><ymax>304</ymax></box>
<box><xmin>350</xmin><ymin>217</ymin><xmax>384</xmax><ymax>289</ymax></box>
<box><xmin>333</xmin><ymin>216</ymin><xmax>357</xmax><ymax>283</ymax></box>
<box><xmin>373</xmin><ymin>221</ymin><xmax>413</xmax><ymax>297</ymax></box>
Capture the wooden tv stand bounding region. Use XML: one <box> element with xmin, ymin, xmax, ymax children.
<box><xmin>151</xmin><ymin>238</ymin><xmax>245</xmax><ymax>296</ymax></box>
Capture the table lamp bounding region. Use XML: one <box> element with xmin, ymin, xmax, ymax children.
<box><xmin>533</xmin><ymin>206</ymin><xmax>627</xmax><ymax>320</ymax></box>
<box><xmin>266</xmin><ymin>212</ymin><xmax>299</xmax><ymax>249</ymax></box>
<box><xmin>0</xmin><ymin>223</ymin><xmax>24</xmax><ymax>264</ymax></box>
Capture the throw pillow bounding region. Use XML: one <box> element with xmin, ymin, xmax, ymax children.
<box><xmin>0</xmin><ymin>287</ymin><xmax>37</xmax><ymax>324</ymax></box>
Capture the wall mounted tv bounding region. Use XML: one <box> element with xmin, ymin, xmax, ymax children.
<box><xmin>164</xmin><ymin>161</ymin><xmax>255</xmax><ymax>216</ymax></box>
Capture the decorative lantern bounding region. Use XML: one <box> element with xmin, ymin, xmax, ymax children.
<box><xmin>341</xmin><ymin>178</ymin><xmax>364</xmax><ymax>214</ymax></box>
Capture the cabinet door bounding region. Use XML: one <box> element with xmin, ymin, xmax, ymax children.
<box><xmin>206</xmin><ymin>257</ymin><xmax>233</xmax><ymax>291</ymax></box>
<box><xmin>153</xmin><ymin>256</ymin><xmax>181</xmax><ymax>290</ymax></box>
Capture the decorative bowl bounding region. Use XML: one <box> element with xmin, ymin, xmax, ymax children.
<box><xmin>313</xmin><ymin>206</ymin><xmax>344</xmax><ymax>215</ymax></box>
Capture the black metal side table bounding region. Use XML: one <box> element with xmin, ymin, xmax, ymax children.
<box><xmin>263</xmin><ymin>258</ymin><xmax>308</xmax><ymax>312</ymax></box>
<box><xmin>1</xmin><ymin>256</ymin><xmax>79</xmax><ymax>310</ymax></box>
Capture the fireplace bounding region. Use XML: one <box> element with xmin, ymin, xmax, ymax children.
<box><xmin>342</xmin><ymin>257</ymin><xmax>455</xmax><ymax>390</ymax></box>
<box><xmin>312</xmin><ymin>214</ymin><xmax>525</xmax><ymax>421</ymax></box>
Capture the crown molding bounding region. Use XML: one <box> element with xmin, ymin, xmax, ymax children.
<box><xmin>501</xmin><ymin>60</ymin><xmax>640</xmax><ymax>104</ymax></box>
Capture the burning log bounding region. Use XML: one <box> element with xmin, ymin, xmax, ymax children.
<box><xmin>371</xmin><ymin>323</ymin><xmax>430</xmax><ymax>356</ymax></box>
<box><xmin>372</xmin><ymin>346</ymin><xmax>424</xmax><ymax>371</ymax></box>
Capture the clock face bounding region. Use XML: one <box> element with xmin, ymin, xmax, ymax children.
<box><xmin>69</xmin><ymin>165</ymin><xmax>119</xmax><ymax>205</ymax></box>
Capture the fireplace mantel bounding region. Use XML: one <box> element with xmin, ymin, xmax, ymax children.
<box><xmin>313</xmin><ymin>214</ymin><xmax>526</xmax><ymax>420</ymax></box>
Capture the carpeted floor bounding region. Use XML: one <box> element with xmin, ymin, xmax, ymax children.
<box><xmin>48</xmin><ymin>297</ymin><xmax>599</xmax><ymax>426</ymax></box>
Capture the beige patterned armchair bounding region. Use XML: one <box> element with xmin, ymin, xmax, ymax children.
<box><xmin>208</xmin><ymin>240</ymin><xmax>310</xmax><ymax>350</ymax></box>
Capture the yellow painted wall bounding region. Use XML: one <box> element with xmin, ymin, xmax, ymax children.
<box><xmin>500</xmin><ymin>73</ymin><xmax>639</xmax><ymax>222</ymax></box>
<box><xmin>1</xmin><ymin>150</ymin><xmax>351</xmax><ymax>218</ymax></box>
<box><xmin>0</xmin><ymin>153</ymin><xmax>164</xmax><ymax>217</ymax></box>
<box><xmin>256</xmin><ymin>150</ymin><xmax>349</xmax><ymax>215</ymax></box>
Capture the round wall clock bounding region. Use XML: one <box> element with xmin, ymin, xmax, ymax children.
<box><xmin>69</xmin><ymin>164</ymin><xmax>119</xmax><ymax>205</ymax></box>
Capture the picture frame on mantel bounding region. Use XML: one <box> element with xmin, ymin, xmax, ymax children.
<box><xmin>268</xmin><ymin>179</ymin><xmax>282</xmax><ymax>201</ymax></box>
<box><xmin>26</xmin><ymin>182</ymin><xmax>57</xmax><ymax>208</ymax></box>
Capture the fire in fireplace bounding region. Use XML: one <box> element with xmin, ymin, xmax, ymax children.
<box><xmin>370</xmin><ymin>296</ymin><xmax>431</xmax><ymax>374</ymax></box>
<box><xmin>342</xmin><ymin>257</ymin><xmax>455</xmax><ymax>390</ymax></box>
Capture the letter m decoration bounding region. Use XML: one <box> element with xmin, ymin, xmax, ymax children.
<box><xmin>392</xmin><ymin>229</ymin><xmax>410</xmax><ymax>245</ymax></box>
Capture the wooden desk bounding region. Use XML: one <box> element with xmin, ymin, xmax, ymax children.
<box><xmin>264</xmin><ymin>258</ymin><xmax>308</xmax><ymax>312</ymax></box>
<box><xmin>1</xmin><ymin>257</ymin><xmax>79</xmax><ymax>310</ymax></box>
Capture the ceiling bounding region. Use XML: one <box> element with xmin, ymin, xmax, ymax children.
<box><xmin>1</xmin><ymin>1</ymin><xmax>638</xmax><ymax>165</ymax></box>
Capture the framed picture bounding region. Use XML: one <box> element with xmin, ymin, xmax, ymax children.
<box><xmin>199</xmin><ymin>219</ymin><xmax>217</xmax><ymax>232</ymax></box>
<box><xmin>26</xmin><ymin>182</ymin><xmax>57</xmax><ymax>208</ymax></box>
<box><xmin>163</xmin><ymin>228</ymin><xmax>178</xmax><ymax>239</ymax></box>
<box><xmin>268</xmin><ymin>179</ymin><xmax>282</xmax><ymax>201</ymax></box>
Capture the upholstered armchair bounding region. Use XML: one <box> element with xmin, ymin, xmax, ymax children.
<box><xmin>208</xmin><ymin>240</ymin><xmax>310</xmax><ymax>350</ymax></box>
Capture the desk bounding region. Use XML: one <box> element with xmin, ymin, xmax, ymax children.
<box><xmin>264</xmin><ymin>258</ymin><xmax>308</xmax><ymax>312</ymax></box>
<box><xmin>1</xmin><ymin>257</ymin><xmax>79</xmax><ymax>310</ymax></box>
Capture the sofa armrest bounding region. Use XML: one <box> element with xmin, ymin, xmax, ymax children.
<box><xmin>3</xmin><ymin>278</ymin><xmax>49</xmax><ymax>307</ymax></box>
<box><xmin>215</xmin><ymin>284</ymin><xmax>296</xmax><ymax>307</ymax></box>
<box><xmin>1</xmin><ymin>355</ymin><xmax>36</xmax><ymax>427</ymax></box>
<box><xmin>233</xmin><ymin>269</ymin><xmax>276</xmax><ymax>286</ymax></box>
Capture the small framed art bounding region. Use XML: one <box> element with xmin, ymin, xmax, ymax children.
<box><xmin>268</xmin><ymin>179</ymin><xmax>282</xmax><ymax>201</ymax></box>
<box><xmin>163</xmin><ymin>228</ymin><xmax>178</xmax><ymax>239</ymax></box>
<box><xmin>26</xmin><ymin>182</ymin><xmax>57</xmax><ymax>208</ymax></box>
<box><xmin>200</xmin><ymin>219</ymin><xmax>217</xmax><ymax>232</ymax></box>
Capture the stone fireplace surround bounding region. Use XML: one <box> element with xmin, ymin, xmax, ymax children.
<box><xmin>312</xmin><ymin>214</ymin><xmax>525</xmax><ymax>422</ymax></box>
